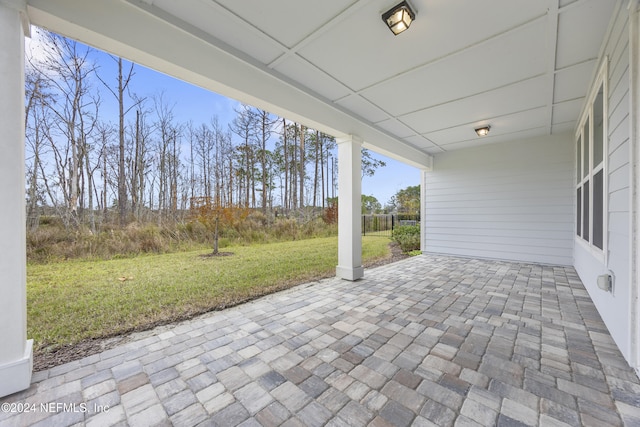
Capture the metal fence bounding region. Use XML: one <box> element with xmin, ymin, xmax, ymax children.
<box><xmin>361</xmin><ymin>214</ymin><xmax>420</xmax><ymax>237</ymax></box>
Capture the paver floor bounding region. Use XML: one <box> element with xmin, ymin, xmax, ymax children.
<box><xmin>2</xmin><ymin>254</ymin><xmax>640</xmax><ymax>426</ymax></box>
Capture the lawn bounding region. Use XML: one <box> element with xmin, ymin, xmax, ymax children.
<box><xmin>27</xmin><ymin>236</ymin><xmax>392</xmax><ymax>355</ymax></box>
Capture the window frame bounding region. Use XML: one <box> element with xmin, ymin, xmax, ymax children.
<box><xmin>575</xmin><ymin>59</ymin><xmax>608</xmax><ymax>261</ymax></box>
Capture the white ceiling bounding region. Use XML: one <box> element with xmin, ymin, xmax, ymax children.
<box><xmin>26</xmin><ymin>0</ymin><xmax>617</xmax><ymax>167</ymax></box>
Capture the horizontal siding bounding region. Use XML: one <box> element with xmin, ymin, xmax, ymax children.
<box><xmin>424</xmin><ymin>133</ymin><xmax>573</xmax><ymax>265</ymax></box>
<box><xmin>574</xmin><ymin>1</ymin><xmax>632</xmax><ymax>363</ymax></box>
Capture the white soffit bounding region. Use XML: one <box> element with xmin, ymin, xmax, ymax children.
<box><xmin>360</xmin><ymin>17</ymin><xmax>548</xmax><ymax>117</ymax></box>
<box><xmin>555</xmin><ymin>0</ymin><xmax>616</xmax><ymax>69</ymax></box>
<box><xmin>424</xmin><ymin>108</ymin><xmax>548</xmax><ymax>146</ymax></box>
<box><xmin>400</xmin><ymin>76</ymin><xmax>548</xmax><ymax>134</ymax></box>
<box><xmin>25</xmin><ymin>0</ymin><xmax>618</xmax><ymax>162</ymax></box>
<box><xmin>554</xmin><ymin>60</ymin><xmax>598</xmax><ymax>104</ymax></box>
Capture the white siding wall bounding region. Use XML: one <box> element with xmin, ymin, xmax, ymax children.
<box><xmin>424</xmin><ymin>134</ymin><xmax>574</xmax><ymax>265</ymax></box>
<box><xmin>574</xmin><ymin>3</ymin><xmax>633</xmax><ymax>364</ymax></box>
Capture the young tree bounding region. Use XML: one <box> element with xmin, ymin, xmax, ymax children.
<box><xmin>190</xmin><ymin>196</ymin><xmax>248</xmax><ymax>255</ymax></box>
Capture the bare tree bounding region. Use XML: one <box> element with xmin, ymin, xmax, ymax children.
<box><xmin>230</xmin><ymin>105</ymin><xmax>258</xmax><ymax>208</ymax></box>
<box><xmin>298</xmin><ymin>124</ymin><xmax>306</xmax><ymax>208</ymax></box>
<box><xmin>36</xmin><ymin>32</ymin><xmax>100</xmax><ymax>227</ymax></box>
<box><xmin>152</xmin><ymin>94</ymin><xmax>182</xmax><ymax>223</ymax></box>
<box><xmin>255</xmin><ymin>109</ymin><xmax>275</xmax><ymax>213</ymax></box>
<box><xmin>97</xmin><ymin>56</ymin><xmax>138</xmax><ymax>226</ymax></box>
<box><xmin>24</xmin><ymin>70</ymin><xmax>51</xmax><ymax>230</ymax></box>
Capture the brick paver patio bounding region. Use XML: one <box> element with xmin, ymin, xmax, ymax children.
<box><xmin>2</xmin><ymin>254</ymin><xmax>640</xmax><ymax>426</ymax></box>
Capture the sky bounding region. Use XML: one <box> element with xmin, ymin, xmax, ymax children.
<box><xmin>26</xmin><ymin>28</ymin><xmax>420</xmax><ymax>207</ymax></box>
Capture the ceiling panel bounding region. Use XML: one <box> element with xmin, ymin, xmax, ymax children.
<box><xmin>375</xmin><ymin>119</ymin><xmax>417</xmax><ymax>139</ymax></box>
<box><xmin>438</xmin><ymin>128</ymin><xmax>548</xmax><ymax>151</ymax></box>
<box><xmin>552</xmin><ymin>122</ymin><xmax>575</xmax><ymax>134</ymax></box>
<box><xmin>336</xmin><ymin>95</ymin><xmax>389</xmax><ymax>123</ymax></box>
<box><xmin>298</xmin><ymin>0</ymin><xmax>549</xmax><ymax>91</ymax></box>
<box><xmin>91</xmin><ymin>0</ymin><xmax>616</xmax><ymax>159</ymax></box>
<box><xmin>553</xmin><ymin>60</ymin><xmax>596</xmax><ymax>103</ymax></box>
<box><xmin>552</xmin><ymin>98</ymin><xmax>584</xmax><ymax>124</ymax></box>
<box><xmin>424</xmin><ymin>107</ymin><xmax>547</xmax><ymax>146</ymax></box>
<box><xmin>214</xmin><ymin>0</ymin><xmax>358</xmax><ymax>49</ymax></box>
<box><xmin>360</xmin><ymin>17</ymin><xmax>548</xmax><ymax>117</ymax></box>
<box><xmin>400</xmin><ymin>76</ymin><xmax>548</xmax><ymax>134</ymax></box>
<box><xmin>151</xmin><ymin>0</ymin><xmax>284</xmax><ymax>64</ymax></box>
<box><xmin>555</xmin><ymin>0</ymin><xmax>616</xmax><ymax>69</ymax></box>
<box><xmin>272</xmin><ymin>56</ymin><xmax>351</xmax><ymax>102</ymax></box>
<box><xmin>405</xmin><ymin>135</ymin><xmax>439</xmax><ymax>150</ymax></box>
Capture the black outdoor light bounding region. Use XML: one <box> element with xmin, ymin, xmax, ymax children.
<box><xmin>382</xmin><ymin>1</ymin><xmax>416</xmax><ymax>35</ymax></box>
<box><xmin>475</xmin><ymin>126</ymin><xmax>491</xmax><ymax>137</ymax></box>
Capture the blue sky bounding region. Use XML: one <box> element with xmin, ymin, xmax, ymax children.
<box><xmin>28</xmin><ymin>29</ymin><xmax>419</xmax><ymax>207</ymax></box>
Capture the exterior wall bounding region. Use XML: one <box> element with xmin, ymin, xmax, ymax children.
<box><xmin>574</xmin><ymin>1</ymin><xmax>635</xmax><ymax>367</ymax></box>
<box><xmin>423</xmin><ymin>133</ymin><xmax>574</xmax><ymax>266</ymax></box>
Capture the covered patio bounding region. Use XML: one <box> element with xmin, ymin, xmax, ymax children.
<box><xmin>1</xmin><ymin>0</ymin><xmax>640</xmax><ymax>421</ymax></box>
<box><xmin>1</xmin><ymin>255</ymin><xmax>639</xmax><ymax>426</ymax></box>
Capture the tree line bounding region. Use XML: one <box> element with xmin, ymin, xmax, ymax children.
<box><xmin>24</xmin><ymin>30</ymin><xmax>390</xmax><ymax>232</ymax></box>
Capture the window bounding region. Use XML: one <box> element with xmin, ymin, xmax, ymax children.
<box><xmin>576</xmin><ymin>64</ymin><xmax>606</xmax><ymax>253</ymax></box>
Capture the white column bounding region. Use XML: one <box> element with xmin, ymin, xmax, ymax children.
<box><xmin>336</xmin><ymin>135</ymin><xmax>364</xmax><ymax>281</ymax></box>
<box><xmin>0</xmin><ymin>0</ymin><xmax>33</xmax><ymax>398</ymax></box>
<box><xmin>629</xmin><ymin>0</ymin><xmax>640</xmax><ymax>374</ymax></box>
<box><xmin>420</xmin><ymin>169</ymin><xmax>428</xmax><ymax>253</ymax></box>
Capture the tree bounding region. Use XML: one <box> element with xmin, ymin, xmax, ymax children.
<box><xmin>97</xmin><ymin>56</ymin><xmax>138</xmax><ymax>226</ymax></box>
<box><xmin>230</xmin><ymin>105</ymin><xmax>258</xmax><ymax>207</ymax></box>
<box><xmin>190</xmin><ymin>196</ymin><xmax>248</xmax><ymax>255</ymax></box>
<box><xmin>362</xmin><ymin>149</ymin><xmax>386</xmax><ymax>178</ymax></box>
<box><xmin>24</xmin><ymin>67</ymin><xmax>52</xmax><ymax>230</ymax></box>
<box><xmin>37</xmin><ymin>31</ymin><xmax>100</xmax><ymax>227</ymax></box>
<box><xmin>152</xmin><ymin>93</ymin><xmax>182</xmax><ymax>222</ymax></box>
<box><xmin>362</xmin><ymin>194</ymin><xmax>381</xmax><ymax>214</ymax></box>
<box><xmin>389</xmin><ymin>185</ymin><xmax>420</xmax><ymax>215</ymax></box>
<box><xmin>255</xmin><ymin>109</ymin><xmax>275</xmax><ymax>213</ymax></box>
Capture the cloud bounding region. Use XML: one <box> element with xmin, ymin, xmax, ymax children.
<box><xmin>24</xmin><ymin>26</ymin><xmax>58</xmax><ymax>75</ymax></box>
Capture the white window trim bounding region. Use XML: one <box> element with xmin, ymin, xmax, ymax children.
<box><xmin>575</xmin><ymin>58</ymin><xmax>608</xmax><ymax>264</ymax></box>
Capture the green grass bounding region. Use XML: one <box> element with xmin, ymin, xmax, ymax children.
<box><xmin>27</xmin><ymin>236</ymin><xmax>391</xmax><ymax>354</ymax></box>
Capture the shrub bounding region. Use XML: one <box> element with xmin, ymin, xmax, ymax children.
<box><xmin>322</xmin><ymin>203</ymin><xmax>338</xmax><ymax>224</ymax></box>
<box><xmin>392</xmin><ymin>225</ymin><xmax>420</xmax><ymax>253</ymax></box>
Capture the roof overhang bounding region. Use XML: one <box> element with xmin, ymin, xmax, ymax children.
<box><xmin>25</xmin><ymin>0</ymin><xmax>618</xmax><ymax>170</ymax></box>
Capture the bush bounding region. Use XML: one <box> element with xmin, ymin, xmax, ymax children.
<box><xmin>392</xmin><ymin>225</ymin><xmax>420</xmax><ymax>253</ymax></box>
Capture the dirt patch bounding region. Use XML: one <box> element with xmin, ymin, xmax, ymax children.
<box><xmin>33</xmin><ymin>242</ymin><xmax>411</xmax><ymax>371</ymax></box>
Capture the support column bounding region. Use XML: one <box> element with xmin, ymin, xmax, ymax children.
<box><xmin>0</xmin><ymin>0</ymin><xmax>33</xmax><ymax>398</ymax></box>
<box><xmin>420</xmin><ymin>169</ymin><xmax>428</xmax><ymax>253</ymax></box>
<box><xmin>336</xmin><ymin>135</ymin><xmax>364</xmax><ymax>281</ymax></box>
<box><xmin>629</xmin><ymin>0</ymin><xmax>640</xmax><ymax>374</ymax></box>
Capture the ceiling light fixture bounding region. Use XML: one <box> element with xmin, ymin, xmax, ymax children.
<box><xmin>382</xmin><ymin>1</ymin><xmax>416</xmax><ymax>35</ymax></box>
<box><xmin>475</xmin><ymin>126</ymin><xmax>491</xmax><ymax>137</ymax></box>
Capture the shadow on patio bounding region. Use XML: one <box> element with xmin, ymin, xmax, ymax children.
<box><xmin>1</xmin><ymin>254</ymin><xmax>640</xmax><ymax>426</ymax></box>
